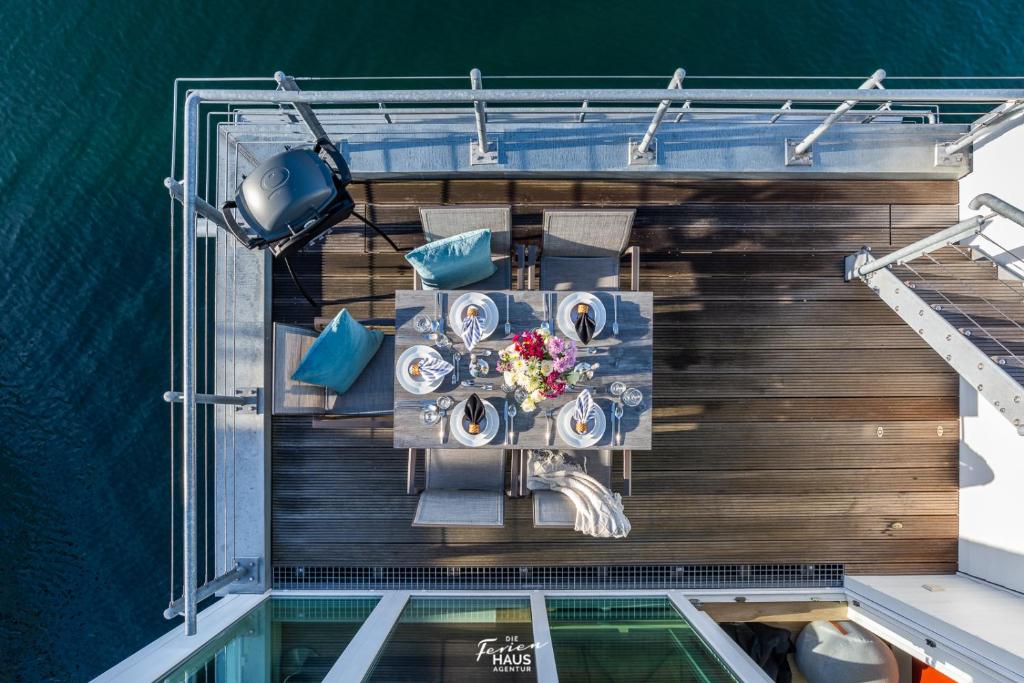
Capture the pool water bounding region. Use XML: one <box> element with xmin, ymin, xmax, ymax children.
<box><xmin>546</xmin><ymin>597</ymin><xmax>739</xmax><ymax>682</ymax></box>
<box><xmin>368</xmin><ymin>598</ymin><xmax>537</xmax><ymax>682</ymax></box>
<box><xmin>161</xmin><ymin>597</ymin><xmax>379</xmax><ymax>682</ymax></box>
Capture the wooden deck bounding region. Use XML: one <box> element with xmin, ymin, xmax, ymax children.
<box><xmin>271</xmin><ymin>179</ymin><xmax>962</xmax><ymax>577</ymax></box>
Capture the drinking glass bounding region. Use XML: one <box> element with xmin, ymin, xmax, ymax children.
<box><xmin>621</xmin><ymin>387</ymin><xmax>643</xmax><ymax>408</ymax></box>
<box><xmin>421</xmin><ymin>403</ymin><xmax>440</xmax><ymax>425</ymax></box>
<box><xmin>469</xmin><ymin>356</ymin><xmax>490</xmax><ymax>378</ymax></box>
<box><xmin>436</xmin><ymin>395</ymin><xmax>455</xmax><ymax>411</ymax></box>
<box><xmin>609</xmin><ymin>381</ymin><xmax>627</xmax><ymax>397</ymax></box>
<box><xmin>431</xmin><ymin>332</ymin><xmax>452</xmax><ymax>349</ymax></box>
<box><xmin>413</xmin><ymin>314</ymin><xmax>433</xmax><ymax>335</ymax></box>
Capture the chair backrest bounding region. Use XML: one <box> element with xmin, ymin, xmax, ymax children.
<box><xmin>542</xmin><ymin>209</ymin><xmax>635</xmax><ymax>258</ymax></box>
<box><xmin>272</xmin><ymin>323</ymin><xmax>326</xmax><ymax>415</ymax></box>
<box><xmin>418</xmin><ymin>205</ymin><xmax>512</xmax><ymax>254</ymax></box>
<box><xmin>425</xmin><ymin>449</ymin><xmax>505</xmax><ymax>491</ymax></box>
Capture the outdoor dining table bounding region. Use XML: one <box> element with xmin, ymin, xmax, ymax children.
<box><xmin>393</xmin><ymin>289</ymin><xmax>653</xmax><ymax>450</ymax></box>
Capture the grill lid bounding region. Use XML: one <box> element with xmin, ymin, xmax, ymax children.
<box><xmin>235</xmin><ymin>148</ymin><xmax>338</xmax><ymax>242</ymax></box>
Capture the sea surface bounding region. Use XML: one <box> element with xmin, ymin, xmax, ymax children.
<box><xmin>1</xmin><ymin>1</ymin><xmax>1023</xmax><ymax>680</ymax></box>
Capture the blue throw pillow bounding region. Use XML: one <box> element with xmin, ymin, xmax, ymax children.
<box><xmin>291</xmin><ymin>309</ymin><xmax>384</xmax><ymax>394</ymax></box>
<box><xmin>404</xmin><ymin>228</ymin><xmax>497</xmax><ymax>290</ymax></box>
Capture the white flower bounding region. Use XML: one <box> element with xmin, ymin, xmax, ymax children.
<box><xmin>540</xmin><ymin>360</ymin><xmax>553</xmax><ymax>376</ymax></box>
<box><xmin>530</xmin><ymin>389</ymin><xmax>545</xmax><ymax>402</ymax></box>
<box><xmin>503</xmin><ymin>371</ymin><xmax>515</xmax><ymax>386</ymax></box>
<box><xmin>521</xmin><ymin>398</ymin><xmax>536</xmax><ymax>412</ymax></box>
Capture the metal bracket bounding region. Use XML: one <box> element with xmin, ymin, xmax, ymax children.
<box><xmin>234</xmin><ymin>557</ymin><xmax>261</xmax><ymax>586</ymax></box>
<box><xmin>784</xmin><ymin>138</ymin><xmax>813</xmax><ymax>166</ymax></box>
<box><xmin>469</xmin><ymin>139</ymin><xmax>499</xmax><ymax>165</ymax></box>
<box><xmin>844</xmin><ymin>249</ymin><xmax>872</xmax><ymax>281</ymax></box>
<box><xmin>934</xmin><ymin>142</ymin><xmax>966</xmax><ymax>167</ymax></box>
<box><xmin>628</xmin><ymin>138</ymin><xmax>657</xmax><ymax>166</ymax></box>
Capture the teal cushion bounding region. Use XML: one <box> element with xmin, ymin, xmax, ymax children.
<box><xmin>291</xmin><ymin>309</ymin><xmax>384</xmax><ymax>394</ymax></box>
<box><xmin>404</xmin><ymin>228</ymin><xmax>497</xmax><ymax>290</ymax></box>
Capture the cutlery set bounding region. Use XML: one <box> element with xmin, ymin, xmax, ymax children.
<box><xmin>410</xmin><ymin>290</ymin><xmax>636</xmax><ymax>446</ymax></box>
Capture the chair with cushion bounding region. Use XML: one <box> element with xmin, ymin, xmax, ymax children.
<box><xmin>539</xmin><ymin>209</ymin><xmax>639</xmax><ymax>291</ymax></box>
<box><xmin>272</xmin><ymin>312</ymin><xmax>395</xmax><ymax>417</ymax></box>
<box><xmin>524</xmin><ymin>450</ymin><xmax>630</xmax><ymax>528</ymax></box>
<box><xmin>411</xmin><ymin>449</ymin><xmax>506</xmax><ymax>527</ymax></box>
<box><xmin>411</xmin><ymin>205</ymin><xmax>523</xmax><ymax>290</ymax></box>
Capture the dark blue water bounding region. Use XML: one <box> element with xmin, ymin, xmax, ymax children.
<box><xmin>1</xmin><ymin>1</ymin><xmax>1022</xmax><ymax>680</ymax></box>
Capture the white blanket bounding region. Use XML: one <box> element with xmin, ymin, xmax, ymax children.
<box><xmin>528</xmin><ymin>451</ymin><xmax>631</xmax><ymax>538</ymax></box>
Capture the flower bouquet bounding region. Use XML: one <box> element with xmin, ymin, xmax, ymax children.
<box><xmin>497</xmin><ymin>328</ymin><xmax>596</xmax><ymax>412</ymax></box>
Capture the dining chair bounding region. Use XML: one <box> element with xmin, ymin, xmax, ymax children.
<box><xmin>538</xmin><ymin>209</ymin><xmax>639</xmax><ymax>291</ymax></box>
<box><xmin>522</xmin><ymin>449</ymin><xmax>631</xmax><ymax>528</ymax></box>
<box><xmin>271</xmin><ymin>319</ymin><xmax>395</xmax><ymax>417</ymax></box>
<box><xmin>414</xmin><ymin>205</ymin><xmax>524</xmax><ymax>290</ymax></box>
<box><xmin>411</xmin><ymin>449</ymin><xmax>506</xmax><ymax>527</ymax></box>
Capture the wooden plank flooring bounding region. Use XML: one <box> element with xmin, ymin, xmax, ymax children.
<box><xmin>271</xmin><ymin>179</ymin><xmax>962</xmax><ymax>576</ymax></box>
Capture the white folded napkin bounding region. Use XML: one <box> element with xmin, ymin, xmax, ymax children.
<box><xmin>414</xmin><ymin>355</ymin><xmax>454</xmax><ymax>382</ymax></box>
<box><xmin>460</xmin><ymin>311</ymin><xmax>486</xmax><ymax>351</ymax></box>
<box><xmin>572</xmin><ymin>389</ymin><xmax>596</xmax><ymax>429</ymax></box>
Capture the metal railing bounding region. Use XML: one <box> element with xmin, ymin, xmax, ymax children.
<box><xmin>846</xmin><ymin>193</ymin><xmax>1024</xmax><ymax>434</ymax></box>
<box><xmin>166</xmin><ymin>70</ymin><xmax>1024</xmax><ymax>634</ymax></box>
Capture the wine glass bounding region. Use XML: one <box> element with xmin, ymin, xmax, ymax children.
<box><xmin>431</xmin><ymin>332</ymin><xmax>452</xmax><ymax>350</ymax></box>
<box><xmin>436</xmin><ymin>395</ymin><xmax>455</xmax><ymax>412</ymax></box>
<box><xmin>622</xmin><ymin>387</ymin><xmax>643</xmax><ymax>408</ymax></box>
<box><xmin>609</xmin><ymin>381</ymin><xmax>626</xmax><ymax>397</ymax></box>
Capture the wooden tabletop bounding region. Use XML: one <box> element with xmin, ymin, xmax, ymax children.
<box><xmin>393</xmin><ymin>289</ymin><xmax>653</xmax><ymax>450</ymax></box>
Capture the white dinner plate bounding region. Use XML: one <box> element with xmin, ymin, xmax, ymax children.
<box><xmin>556</xmin><ymin>399</ymin><xmax>607</xmax><ymax>447</ymax></box>
<box><xmin>448</xmin><ymin>292</ymin><xmax>499</xmax><ymax>340</ymax></box>
<box><xmin>450</xmin><ymin>398</ymin><xmax>501</xmax><ymax>447</ymax></box>
<box><xmin>556</xmin><ymin>293</ymin><xmax>606</xmax><ymax>343</ymax></box>
<box><xmin>395</xmin><ymin>345</ymin><xmax>446</xmax><ymax>395</ymax></box>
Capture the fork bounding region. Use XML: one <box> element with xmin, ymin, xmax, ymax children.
<box><xmin>613</xmin><ymin>402</ymin><xmax>624</xmax><ymax>446</ymax></box>
<box><xmin>451</xmin><ymin>351</ymin><xmax>461</xmax><ymax>385</ymax></box>
<box><xmin>545</xmin><ymin>409</ymin><xmax>556</xmax><ymax>445</ymax></box>
<box><xmin>541</xmin><ymin>293</ymin><xmax>550</xmax><ymax>333</ymax></box>
<box><xmin>504</xmin><ymin>293</ymin><xmax>512</xmax><ymax>336</ymax></box>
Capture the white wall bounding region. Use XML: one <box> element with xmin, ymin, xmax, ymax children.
<box><xmin>957</xmin><ymin>121</ymin><xmax>1024</xmax><ymax>594</ymax></box>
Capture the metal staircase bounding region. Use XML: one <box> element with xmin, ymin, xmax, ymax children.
<box><xmin>846</xmin><ymin>194</ymin><xmax>1024</xmax><ymax>434</ymax></box>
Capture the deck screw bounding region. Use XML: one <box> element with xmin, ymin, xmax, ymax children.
<box><xmin>1015</xmin><ymin>396</ymin><xmax>1021</xmax><ymax>403</ymax></box>
<box><xmin>964</xmin><ymin>329</ymin><xmax>973</xmax><ymax>337</ymax></box>
<box><xmin>895</xmin><ymin>305</ymin><xmax>900</xmax><ymax>312</ymax></box>
<box><xmin>978</xmin><ymin>384</ymin><xmax>984</xmax><ymax>391</ymax></box>
<box><xmin>919</xmin><ymin>309</ymin><xmax>925</xmax><ymax>316</ymax></box>
<box><xmin>978</xmin><ymin>363</ymin><xmax>984</xmax><ymax>370</ymax></box>
<box><xmin>945</xmin><ymin>335</ymin><xmax>952</xmax><ymax>341</ymax></box>
<box><xmin>895</xmin><ymin>287</ymin><xmax>900</xmax><ymax>294</ymax></box>
<box><xmin>876</xmin><ymin>426</ymin><xmax>884</xmax><ymax>438</ymax></box>
<box><xmin>937</xmin><ymin>425</ymin><xmax>944</xmax><ymax>436</ymax></box>
<box><xmin>890</xmin><ymin>521</ymin><xmax>904</xmax><ymax>530</ymax></box>
<box><xmin>918</xmin><ymin>329</ymin><xmax>924</xmax><ymax>335</ymax></box>
<box><xmin>999</xmin><ymin>358</ymin><xmax>1007</xmax><ymax>365</ymax></box>
<box><xmin>946</xmin><ymin>355</ymin><xmax>952</xmax><ymax>361</ymax></box>
<box><xmin>932</xmin><ymin>305</ymin><xmax>942</xmax><ymax>312</ymax></box>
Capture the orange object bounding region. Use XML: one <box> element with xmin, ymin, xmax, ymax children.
<box><xmin>912</xmin><ymin>658</ymin><xmax>955</xmax><ymax>683</ymax></box>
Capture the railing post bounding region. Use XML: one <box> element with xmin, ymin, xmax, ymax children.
<box><xmin>938</xmin><ymin>100</ymin><xmax>1024</xmax><ymax>165</ymax></box>
<box><xmin>629</xmin><ymin>68</ymin><xmax>685</xmax><ymax>165</ymax></box>
<box><xmin>274</xmin><ymin>70</ymin><xmax>330</xmax><ymax>142</ymax></box>
<box><xmin>785</xmin><ymin>68</ymin><xmax>886</xmax><ymax>165</ymax></box>
<box><xmin>469</xmin><ymin>67</ymin><xmax>498</xmax><ymax>165</ymax></box>
<box><xmin>181</xmin><ymin>93</ymin><xmax>201</xmax><ymax>636</ymax></box>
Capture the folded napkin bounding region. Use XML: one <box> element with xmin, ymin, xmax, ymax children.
<box><xmin>464</xmin><ymin>393</ymin><xmax>487</xmax><ymax>434</ymax></box>
<box><xmin>460</xmin><ymin>306</ymin><xmax>487</xmax><ymax>350</ymax></box>
<box><xmin>571</xmin><ymin>389</ymin><xmax>597</xmax><ymax>434</ymax></box>
<box><xmin>410</xmin><ymin>355</ymin><xmax>454</xmax><ymax>383</ymax></box>
<box><xmin>574</xmin><ymin>304</ymin><xmax>596</xmax><ymax>344</ymax></box>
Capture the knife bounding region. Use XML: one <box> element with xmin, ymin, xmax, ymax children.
<box><xmin>503</xmin><ymin>399</ymin><xmax>509</xmax><ymax>446</ymax></box>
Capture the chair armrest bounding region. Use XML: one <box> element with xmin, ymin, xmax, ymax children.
<box><xmin>515</xmin><ymin>244</ymin><xmax>526</xmax><ymax>291</ymax></box>
<box><xmin>527</xmin><ymin>244</ymin><xmax>538</xmax><ymax>291</ymax></box>
<box><xmin>622</xmin><ymin>450</ymin><xmax>632</xmax><ymax>496</ymax></box>
<box><xmin>407</xmin><ymin>448</ymin><xmax>420</xmax><ymax>494</ymax></box>
<box><xmin>624</xmin><ymin>246</ymin><xmax>640</xmax><ymax>292</ymax></box>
